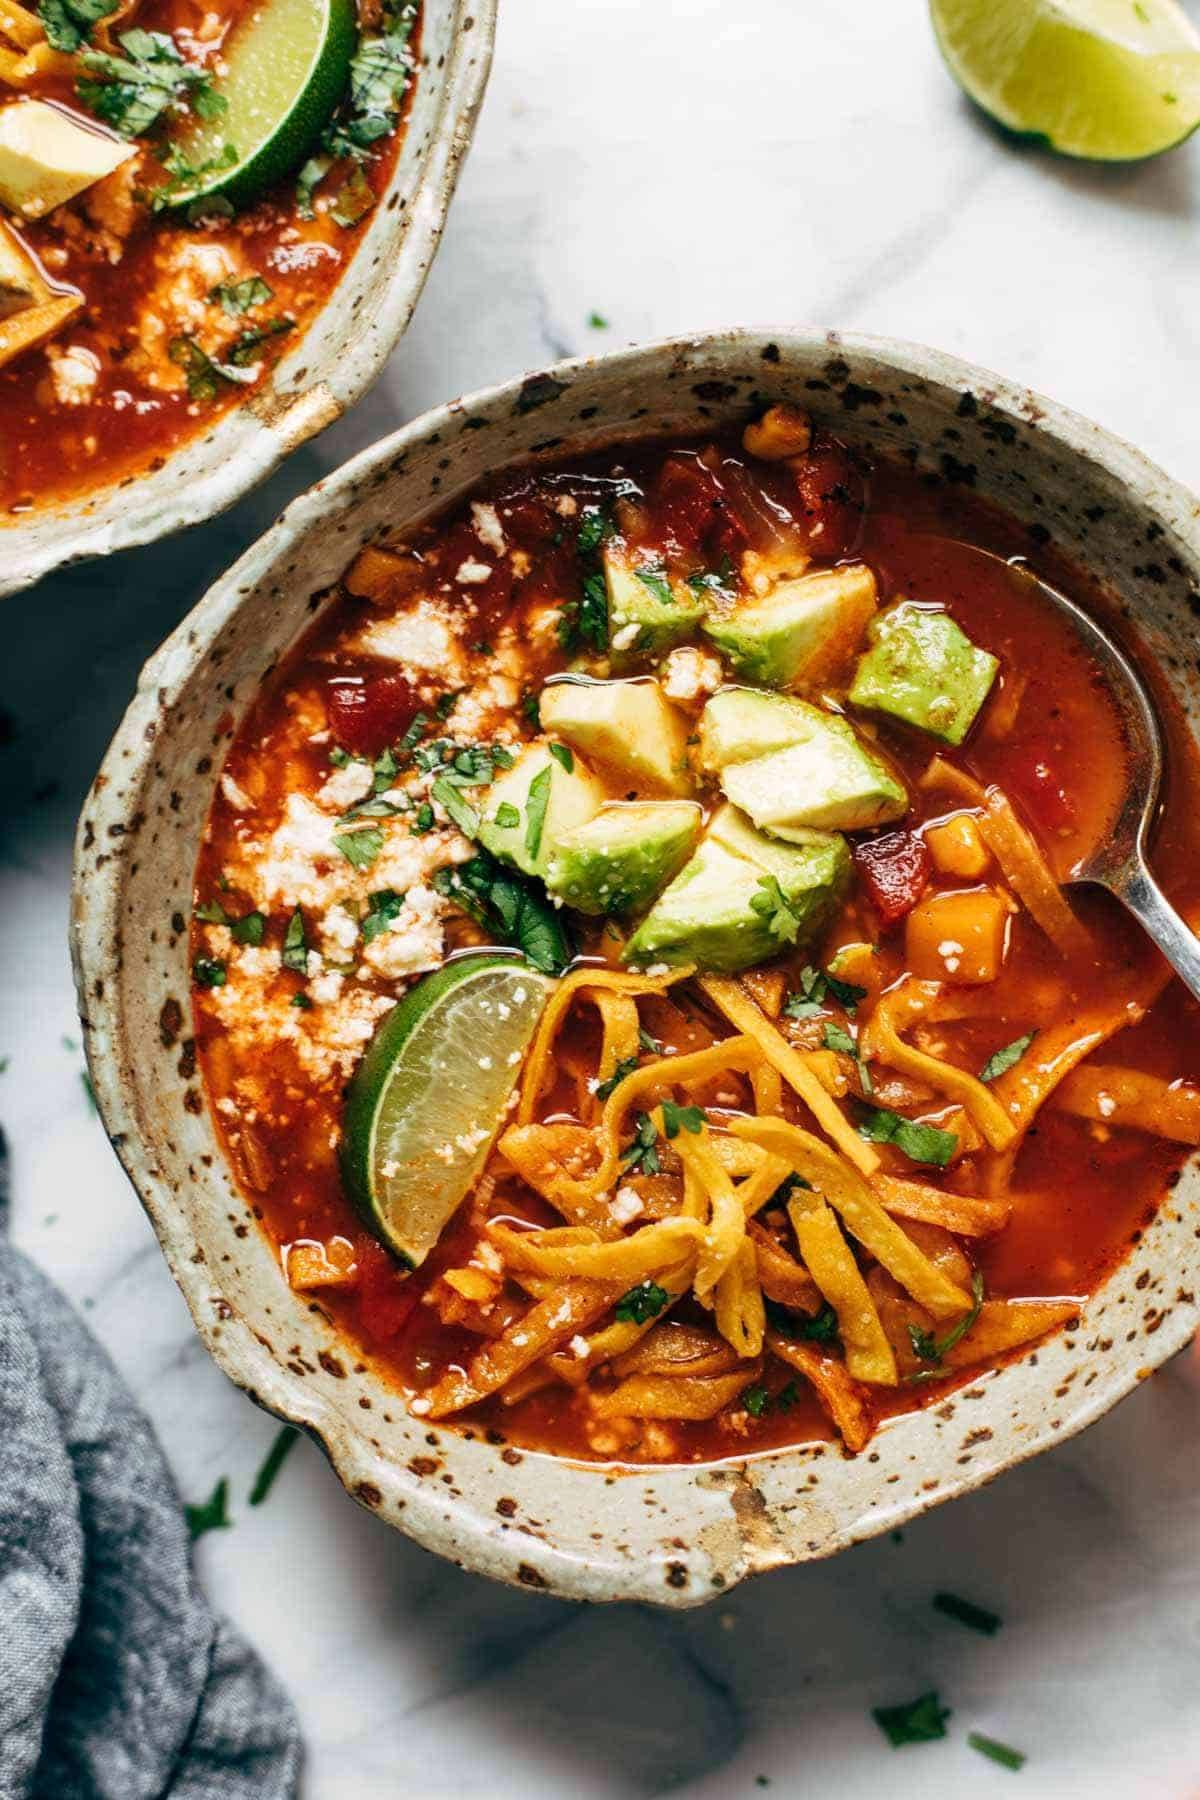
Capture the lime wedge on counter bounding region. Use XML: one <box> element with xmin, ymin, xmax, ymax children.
<box><xmin>930</xmin><ymin>0</ymin><xmax>1200</xmax><ymax>160</ymax></box>
<box><xmin>164</xmin><ymin>0</ymin><xmax>357</xmax><ymax>210</ymax></box>
<box><xmin>340</xmin><ymin>955</ymin><xmax>556</xmax><ymax>1268</ymax></box>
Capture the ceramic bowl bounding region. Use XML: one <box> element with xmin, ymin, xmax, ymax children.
<box><xmin>71</xmin><ymin>330</ymin><xmax>1200</xmax><ymax>1606</ymax></box>
<box><xmin>1</xmin><ymin>0</ymin><xmax>494</xmax><ymax>600</ymax></box>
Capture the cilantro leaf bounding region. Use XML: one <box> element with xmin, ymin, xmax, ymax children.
<box><xmin>494</xmin><ymin>801</ymin><xmax>520</xmax><ymax>830</ymax></box>
<box><xmin>595</xmin><ymin>1054</ymin><xmax>639</xmax><ymax>1103</ymax></box>
<box><xmin>210</xmin><ymin>275</ymin><xmax>273</xmax><ymax>315</ymax></box>
<box><xmin>784</xmin><ymin>963</ymin><xmax>867</xmax><ymax>1019</ymax></box>
<box><xmin>229</xmin><ymin>910</ymin><xmax>265</xmax><ymax>946</ymax></box>
<box><xmin>822</xmin><ymin>1022</ymin><xmax>857</xmax><ymax>1057</ymax></box>
<box><xmin>907</xmin><ymin>1270</ymin><xmax>985</xmax><ymax>1377</ymax></box>
<box><xmin>614</xmin><ymin>1279</ymin><xmax>669</xmax><ymax>1324</ymax></box>
<box><xmin>38</xmin><ymin>0</ymin><xmax>116</xmax><ymax>54</ymax></box>
<box><xmin>431</xmin><ymin>775</ymin><xmax>480</xmax><ymax>839</ymax></box>
<box><xmin>226</xmin><ymin>317</ymin><xmax>294</xmax><ymax>367</ymax></box>
<box><xmin>749</xmin><ymin>874</ymin><xmax>801</xmax><ymax>945</ymax></box>
<box><xmin>185</xmin><ymin>1476</ymin><xmax>231</xmax><ymax>1541</ymax></box>
<box><xmin>281</xmin><ymin>907</ymin><xmax>308</xmax><ymax>973</ymax></box>
<box><xmin>360</xmin><ymin>888</ymin><xmax>405</xmax><ymax>945</ymax></box>
<box><xmin>857</xmin><ymin>1107</ymin><xmax>958</xmax><ymax>1168</ymax></box>
<box><xmin>979</xmin><ymin>1031</ymin><xmax>1036</xmax><ymax>1083</ymax></box>
<box><xmin>932</xmin><ymin>1591</ymin><xmax>1002</xmax><ymax>1636</ymax></box>
<box><xmin>79</xmin><ymin>28</ymin><xmax>215</xmax><ymax>137</ymax></box>
<box><xmin>194</xmin><ymin>899</ymin><xmax>229</xmax><ymax>924</ymax></box>
<box><xmin>548</xmin><ymin>742</ymin><xmax>574</xmax><ymax>773</ymax></box>
<box><xmin>192</xmin><ymin>955</ymin><xmax>226</xmax><ymax>989</ymax></box>
<box><xmin>742</xmin><ymin>1383</ymin><xmax>770</xmax><ymax>1418</ymax></box>
<box><xmin>333</xmin><ymin>825</ymin><xmax>384</xmax><ymax>871</ymax></box>
<box><xmin>523</xmin><ymin>765</ymin><xmax>552</xmax><ymax>860</ymax></box>
<box><xmin>661</xmin><ymin>1100</ymin><xmax>705</xmax><ymax>1139</ymax></box>
<box><xmin>873</xmin><ymin>1692</ymin><xmax>951</xmax><ymax>1748</ymax></box>
<box><xmin>620</xmin><ymin>1110</ymin><xmax>660</xmax><ymax>1174</ymax></box>
<box><xmin>634</xmin><ymin>562</ymin><xmax>673</xmax><ymax>606</ymax></box>
<box><xmin>248</xmin><ymin>1425</ymin><xmax>299</xmax><ymax>1506</ymax></box>
<box><xmin>432</xmin><ymin>852</ymin><xmax>571</xmax><ymax>976</ymax></box>
<box><xmin>576</xmin><ymin>506</ymin><xmax>611</xmax><ymax>556</ymax></box>
<box><xmin>967</xmin><ymin>1733</ymin><xmax>1026</xmax><ymax>1772</ymax></box>
<box><xmin>168</xmin><ymin>334</ymin><xmax>255</xmax><ymax>403</ymax></box>
<box><xmin>296</xmin><ymin>0</ymin><xmax>416</xmax><ymax>214</ymax></box>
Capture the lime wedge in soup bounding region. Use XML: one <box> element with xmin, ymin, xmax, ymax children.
<box><xmin>930</xmin><ymin>0</ymin><xmax>1200</xmax><ymax>160</ymax></box>
<box><xmin>340</xmin><ymin>954</ymin><xmax>556</xmax><ymax>1268</ymax></box>
<box><xmin>164</xmin><ymin>0</ymin><xmax>357</xmax><ymax>210</ymax></box>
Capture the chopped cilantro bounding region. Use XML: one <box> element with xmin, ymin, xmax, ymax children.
<box><xmin>587</xmin><ymin>311</ymin><xmax>609</xmax><ymax>329</ymax></box>
<box><xmin>638</xmin><ymin>1027</ymin><xmax>663</xmax><ymax>1055</ymax></box>
<box><xmin>933</xmin><ymin>1591</ymin><xmax>1002</xmax><ymax>1636</ymax></box>
<box><xmin>661</xmin><ymin>1099</ymin><xmax>705</xmax><ymax>1139</ymax></box>
<box><xmin>39</xmin><ymin>0</ymin><xmax>116</xmax><ymax>53</ymax></box>
<box><xmin>360</xmin><ymin>889</ymin><xmax>405</xmax><ymax>945</ymax></box>
<box><xmin>248</xmin><ymin>1425</ymin><xmax>299</xmax><ymax>1506</ymax></box>
<box><xmin>979</xmin><ymin>1031</ymin><xmax>1036</xmax><ymax>1083</ymax></box>
<box><xmin>857</xmin><ymin>1107</ymin><xmax>958</xmax><ymax>1168</ymax></box>
<box><xmin>333</xmin><ymin>825</ymin><xmax>384</xmax><ymax>871</ymax></box>
<box><xmin>185</xmin><ymin>1476</ymin><xmax>231</xmax><ymax>1541</ymax></box>
<box><xmin>435</xmin><ymin>690</ymin><xmax>459</xmax><ymax>720</ymax></box>
<box><xmin>167</xmin><ymin>334</ymin><xmax>255</xmax><ymax>403</ymax></box>
<box><xmin>548</xmin><ymin>742</ymin><xmax>574</xmax><ymax>773</ymax></box>
<box><xmin>397</xmin><ymin>712</ymin><xmax>430</xmax><ymax>754</ymax></box>
<box><xmin>229</xmin><ymin>910</ymin><xmax>265</xmax><ymax>947</ymax></box>
<box><xmin>290</xmin><ymin>992</ymin><xmax>313</xmax><ymax>1010</ymax></box>
<box><xmin>194</xmin><ymin>899</ymin><xmax>229</xmax><ymax>924</ymax></box>
<box><xmin>742</xmin><ymin>1384</ymin><xmax>770</xmax><ymax>1417</ymax></box>
<box><xmin>330</xmin><ymin>163</ymin><xmax>374</xmax><ymax>227</ymax></box>
<box><xmin>776</xmin><ymin>1380</ymin><xmax>799</xmax><ymax>1410</ymax></box>
<box><xmin>576</xmin><ymin>507</ymin><xmax>611</xmax><ymax>556</ymax></box>
<box><xmin>329</xmin><ymin>746</ymin><xmax>353</xmax><ymax>768</ymax></box>
<box><xmin>149</xmin><ymin>141</ymin><xmax>238</xmax><ymax>214</ymax></box>
<box><xmin>81</xmin><ymin>1070</ymin><xmax>97</xmax><ymax>1113</ymax></box>
<box><xmin>686</xmin><ymin>557</ymin><xmax>736</xmax><ymax>599</ymax></box>
<box><xmin>523</xmin><ymin>765</ymin><xmax>552</xmax><ymax>859</ymax></box>
<box><xmin>432</xmin><ymin>775</ymin><xmax>480</xmax><ymax>839</ymax></box>
<box><xmin>872</xmin><ymin>1691</ymin><xmax>951</xmax><ymax>1747</ymax></box>
<box><xmin>281</xmin><ymin>907</ymin><xmax>308</xmax><ymax>973</ymax></box>
<box><xmin>968</xmin><ymin>1732</ymin><xmax>1026</xmax><ymax>1772</ymax></box>
<box><xmin>192</xmin><ymin>955</ymin><xmax>226</xmax><ymax>989</ymax></box>
<box><xmin>822</xmin><ymin>1022</ymin><xmax>857</xmax><ymax>1057</ymax></box>
<box><xmin>634</xmin><ymin>562</ymin><xmax>673</xmax><ymax>606</ymax></box>
<box><xmin>494</xmin><ymin>801</ymin><xmax>521</xmax><ymax>830</ymax></box>
<box><xmin>620</xmin><ymin>1110</ymin><xmax>660</xmax><ymax>1174</ymax></box>
<box><xmin>522</xmin><ymin>692</ymin><xmax>541</xmax><ymax>729</ymax></box>
<box><xmin>907</xmin><ymin>1270</ymin><xmax>985</xmax><ymax>1377</ymax></box>
<box><xmin>296</xmin><ymin>0</ymin><xmax>416</xmax><ymax>214</ymax></box>
<box><xmin>411</xmin><ymin>802</ymin><xmax>435</xmax><ymax>834</ymax></box>
<box><xmin>209</xmin><ymin>275</ymin><xmax>273</xmax><ymax>315</ymax></box>
<box><xmin>432</xmin><ymin>851</ymin><xmax>571</xmax><ymax>975</ymax></box>
<box><xmin>596</xmin><ymin>1054</ymin><xmax>639</xmax><ymax>1103</ymax></box>
<box><xmin>226</xmin><ymin>317</ymin><xmax>295</xmax><ymax>368</ymax></box>
<box><xmin>800</xmin><ymin>1304</ymin><xmax>838</xmax><ymax>1342</ymax></box>
<box><xmin>79</xmin><ymin>28</ymin><xmax>219</xmax><ymax>138</ymax></box>
<box><xmin>784</xmin><ymin>963</ymin><xmax>867</xmax><ymax>1019</ymax></box>
<box><xmin>749</xmin><ymin>874</ymin><xmax>802</xmax><ymax>945</ymax></box>
<box><xmin>614</xmin><ymin>1279</ymin><xmax>669</xmax><ymax>1324</ymax></box>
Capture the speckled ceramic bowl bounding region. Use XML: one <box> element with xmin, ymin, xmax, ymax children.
<box><xmin>71</xmin><ymin>331</ymin><xmax>1200</xmax><ymax>1605</ymax></box>
<box><xmin>1</xmin><ymin>0</ymin><xmax>494</xmax><ymax>600</ymax></box>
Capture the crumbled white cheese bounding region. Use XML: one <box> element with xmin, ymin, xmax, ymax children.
<box><xmin>1097</xmin><ymin>1093</ymin><xmax>1116</xmax><ymax>1118</ymax></box>
<box><xmin>611</xmin><ymin>622</ymin><xmax>640</xmax><ymax>652</ymax></box>
<box><xmin>310</xmin><ymin>970</ymin><xmax>344</xmax><ymax>1005</ymax></box>
<box><xmin>471</xmin><ymin>501</ymin><xmax>507</xmax><ymax>555</ymax></box>
<box><xmin>354</xmin><ymin>601</ymin><xmax>463</xmax><ymax>675</ymax></box>
<box><xmin>456</xmin><ymin>559</ymin><xmax>493</xmax><ymax>586</ymax></box>
<box><xmin>661</xmin><ymin>645</ymin><xmax>723</xmax><ymax>702</ymax></box>
<box><xmin>410</xmin><ymin>1397</ymin><xmax>431</xmax><ymax>1416</ymax></box>
<box><xmin>610</xmin><ymin>1186</ymin><xmax>645</xmax><ymax>1225</ymax></box>
<box><xmin>47</xmin><ymin>343</ymin><xmax>100</xmax><ymax>406</ymax></box>
<box><xmin>319</xmin><ymin>904</ymin><xmax>359</xmax><ymax>958</ymax></box>
<box><xmin>568</xmin><ymin>1335</ymin><xmax>591</xmax><ymax>1360</ymax></box>
<box><xmin>360</xmin><ymin>882</ymin><xmax>445</xmax><ymax>981</ymax></box>
<box><xmin>318</xmin><ymin>759</ymin><xmax>374</xmax><ymax>810</ymax></box>
<box><xmin>220</xmin><ymin>773</ymin><xmax>254</xmax><ymax>812</ymax></box>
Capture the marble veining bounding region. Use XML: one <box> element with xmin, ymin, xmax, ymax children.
<box><xmin>3</xmin><ymin>0</ymin><xmax>1200</xmax><ymax>1792</ymax></box>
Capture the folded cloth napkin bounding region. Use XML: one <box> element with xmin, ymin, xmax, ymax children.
<box><xmin>0</xmin><ymin>1130</ymin><xmax>302</xmax><ymax>1798</ymax></box>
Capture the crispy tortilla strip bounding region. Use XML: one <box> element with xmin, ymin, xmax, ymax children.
<box><xmin>592</xmin><ymin>987</ymin><xmax>640</xmax><ymax>1098</ymax></box>
<box><xmin>612</xmin><ymin>1321</ymin><xmax>739</xmax><ymax>1380</ymax></box>
<box><xmin>546</xmin><ymin>1257</ymin><xmax>696</xmax><ymax>1379</ymax></box>
<box><xmin>517</xmin><ymin>963</ymin><xmax>693</xmax><ymax>1124</ymax></box>
<box><xmin>735</xmin><ymin>1150</ymin><xmax>794</xmax><ymax>1220</ymax></box>
<box><xmin>707</xmin><ymin>1135</ymin><xmax>769</xmax><ymax>1178</ymax></box>
<box><xmin>0</xmin><ymin>39</ymin><xmax>73</xmax><ymax>81</ymax></box>
<box><xmin>423</xmin><ymin>1278</ymin><xmax>625</xmax><ymax>1417</ymax></box>
<box><xmin>592</xmin><ymin>1364</ymin><xmax>756</xmax><ymax>1420</ymax></box>
<box><xmin>699</xmin><ymin>975</ymin><xmax>880</xmax><ymax>1175</ymax></box>
<box><xmin>0</xmin><ymin>0</ymin><xmax>41</xmax><ymax>48</ymax></box>
<box><xmin>671</xmin><ymin>1123</ymin><xmax>747</xmax><ymax>1299</ymax></box>
<box><xmin>785</xmin><ymin>1194</ymin><xmax>897</xmax><ymax>1386</ymax></box>
<box><xmin>488</xmin><ymin>1215</ymin><xmax>702</xmax><ymax>1282</ymax></box>
<box><xmin>750</xmin><ymin>1058</ymin><xmax>784</xmax><ymax>1116</ymax></box>
<box><xmin>498</xmin><ymin>1122</ymin><xmax>618</xmax><ymax>1233</ymax></box>
<box><xmin>861</xmin><ymin>980</ymin><xmax>1017</xmax><ymax>1150</ymax></box>
<box><xmin>730</xmin><ymin>1115</ymin><xmax>972</xmax><ymax>1320</ymax></box>
<box><xmin>1052</xmin><ymin>1064</ymin><xmax>1200</xmax><ymax>1144</ymax></box>
<box><xmin>0</xmin><ymin>291</ymin><xmax>81</xmax><ymax>370</ymax></box>
<box><xmin>872</xmin><ymin>1172</ymin><xmax>1010</xmax><ymax>1237</ymax></box>
<box><xmin>767</xmin><ymin>1331</ymin><xmax>874</xmax><ymax>1452</ymax></box>
<box><xmin>713</xmin><ymin>1236</ymin><xmax>766</xmax><ymax>1359</ymax></box>
<box><xmin>750</xmin><ymin>1219</ymin><xmax>821</xmax><ymax>1313</ymax></box>
<box><xmin>939</xmin><ymin>1298</ymin><xmax>1080</xmax><ymax>1371</ymax></box>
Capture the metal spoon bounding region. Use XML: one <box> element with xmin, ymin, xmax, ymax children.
<box><xmin>944</xmin><ymin>542</ymin><xmax>1200</xmax><ymax>1003</ymax></box>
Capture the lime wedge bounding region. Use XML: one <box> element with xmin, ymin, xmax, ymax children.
<box><xmin>340</xmin><ymin>955</ymin><xmax>556</xmax><ymax>1267</ymax></box>
<box><xmin>165</xmin><ymin>0</ymin><xmax>357</xmax><ymax>210</ymax></box>
<box><xmin>930</xmin><ymin>0</ymin><xmax>1200</xmax><ymax>160</ymax></box>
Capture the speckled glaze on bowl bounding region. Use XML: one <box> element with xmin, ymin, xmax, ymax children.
<box><xmin>0</xmin><ymin>0</ymin><xmax>494</xmax><ymax>600</ymax></box>
<box><xmin>71</xmin><ymin>331</ymin><xmax>1200</xmax><ymax>1606</ymax></box>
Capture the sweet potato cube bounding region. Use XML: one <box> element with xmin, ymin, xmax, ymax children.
<box><xmin>925</xmin><ymin>812</ymin><xmax>990</xmax><ymax>880</ymax></box>
<box><xmin>905</xmin><ymin>887</ymin><xmax>1009</xmax><ymax>986</ymax></box>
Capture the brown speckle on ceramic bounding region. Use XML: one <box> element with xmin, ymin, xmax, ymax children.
<box><xmin>0</xmin><ymin>0</ymin><xmax>495</xmax><ymax>599</ymax></box>
<box><xmin>70</xmin><ymin>330</ymin><xmax>1200</xmax><ymax>1605</ymax></box>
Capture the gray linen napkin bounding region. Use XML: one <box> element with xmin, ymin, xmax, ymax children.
<box><xmin>0</xmin><ymin>1130</ymin><xmax>302</xmax><ymax>1799</ymax></box>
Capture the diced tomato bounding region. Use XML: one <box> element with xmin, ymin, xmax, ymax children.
<box><xmin>326</xmin><ymin>674</ymin><xmax>421</xmax><ymax>757</ymax></box>
<box><xmin>355</xmin><ymin>1235</ymin><xmax>420</xmax><ymax>1341</ymax></box>
<box><xmin>654</xmin><ymin>455</ymin><xmax>747</xmax><ymax>560</ymax></box>
<box><xmin>792</xmin><ymin>433</ymin><xmax>866</xmax><ymax>560</ymax></box>
<box><xmin>853</xmin><ymin>828</ymin><xmax>932</xmax><ymax>926</ymax></box>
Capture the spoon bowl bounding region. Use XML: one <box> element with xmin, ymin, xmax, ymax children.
<box><xmin>948</xmin><ymin>542</ymin><xmax>1200</xmax><ymax>1002</ymax></box>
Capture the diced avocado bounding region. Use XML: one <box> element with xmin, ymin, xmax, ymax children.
<box><xmin>477</xmin><ymin>740</ymin><xmax>605</xmax><ymax>879</ymax></box>
<box><xmin>699</xmin><ymin>689</ymin><xmax>907</xmax><ymax>834</ymax></box>
<box><xmin>703</xmin><ymin>564</ymin><xmax>877</xmax><ymax>689</ymax></box>
<box><xmin>848</xmin><ymin>601</ymin><xmax>999</xmax><ymax>746</ymax></box>
<box><xmin>544</xmin><ymin>800</ymin><xmax>702</xmax><ymax>916</ymax></box>
<box><xmin>623</xmin><ymin>809</ymin><xmax>850</xmax><ymax>974</ymax></box>
<box><xmin>0</xmin><ymin>222</ymin><xmax>37</xmax><ymax>321</ymax></box>
<box><xmin>539</xmin><ymin>676</ymin><xmax>695</xmax><ymax>797</ymax></box>
<box><xmin>0</xmin><ymin>101</ymin><xmax>132</xmax><ymax>221</ymax></box>
<box><xmin>605</xmin><ymin>544</ymin><xmax>707</xmax><ymax>661</ymax></box>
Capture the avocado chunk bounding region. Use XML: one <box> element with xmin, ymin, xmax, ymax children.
<box><xmin>604</xmin><ymin>544</ymin><xmax>707</xmax><ymax>661</ymax></box>
<box><xmin>703</xmin><ymin>564</ymin><xmax>877</xmax><ymax>689</ymax></box>
<box><xmin>545</xmin><ymin>800</ymin><xmax>702</xmax><ymax>916</ymax></box>
<box><xmin>0</xmin><ymin>101</ymin><xmax>132</xmax><ymax>221</ymax></box>
<box><xmin>623</xmin><ymin>806</ymin><xmax>850</xmax><ymax>973</ymax></box>
<box><xmin>699</xmin><ymin>689</ymin><xmax>907</xmax><ymax>835</ymax></box>
<box><xmin>539</xmin><ymin>676</ymin><xmax>695</xmax><ymax>797</ymax></box>
<box><xmin>849</xmin><ymin>601</ymin><xmax>998</xmax><ymax>745</ymax></box>
<box><xmin>477</xmin><ymin>740</ymin><xmax>605</xmax><ymax>879</ymax></box>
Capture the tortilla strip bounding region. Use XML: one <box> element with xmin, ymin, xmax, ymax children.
<box><xmin>785</xmin><ymin>1194</ymin><xmax>897</xmax><ymax>1385</ymax></box>
<box><xmin>422</xmin><ymin>1278</ymin><xmax>625</xmax><ymax>1416</ymax></box>
<box><xmin>611</xmin><ymin>1321</ymin><xmax>739</xmax><ymax>1380</ymax></box>
<box><xmin>1051</xmin><ymin>1064</ymin><xmax>1200</xmax><ymax>1145</ymax></box>
<box><xmin>767</xmin><ymin>1332</ymin><xmax>874</xmax><ymax>1453</ymax></box>
<box><xmin>487</xmin><ymin>1215</ymin><xmax>702</xmax><ymax>1282</ymax></box>
<box><xmin>939</xmin><ymin>1298</ymin><xmax>1081</xmax><ymax>1371</ymax></box>
<box><xmin>517</xmin><ymin>963</ymin><xmax>693</xmax><ymax>1124</ymax></box>
<box><xmin>861</xmin><ymin>980</ymin><xmax>1017</xmax><ymax>1150</ymax></box>
<box><xmin>713</xmin><ymin>1236</ymin><xmax>766</xmax><ymax>1359</ymax></box>
<box><xmin>749</xmin><ymin>1219</ymin><xmax>821</xmax><ymax>1313</ymax></box>
<box><xmin>871</xmin><ymin>1172</ymin><xmax>1010</xmax><ymax>1237</ymax></box>
<box><xmin>592</xmin><ymin>1364</ymin><xmax>757</xmax><ymax>1421</ymax></box>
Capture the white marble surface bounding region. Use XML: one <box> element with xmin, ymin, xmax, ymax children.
<box><xmin>4</xmin><ymin>0</ymin><xmax>1200</xmax><ymax>1793</ymax></box>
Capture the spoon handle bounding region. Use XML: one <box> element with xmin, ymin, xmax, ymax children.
<box><xmin>1109</xmin><ymin>859</ymin><xmax>1200</xmax><ymax>1004</ymax></box>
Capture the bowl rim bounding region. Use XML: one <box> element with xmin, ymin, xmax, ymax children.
<box><xmin>71</xmin><ymin>326</ymin><xmax>1200</xmax><ymax>1605</ymax></box>
<box><xmin>1</xmin><ymin>0</ymin><xmax>496</xmax><ymax>600</ymax></box>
